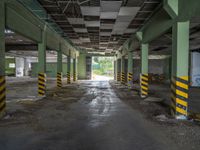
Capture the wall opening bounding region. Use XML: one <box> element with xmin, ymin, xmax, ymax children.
<box><xmin>92</xmin><ymin>56</ymin><xmax>114</xmax><ymax>81</ymax></box>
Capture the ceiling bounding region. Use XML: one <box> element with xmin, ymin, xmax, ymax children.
<box><xmin>37</xmin><ymin>0</ymin><xmax>161</xmax><ymax>54</ymax></box>
<box><xmin>6</xmin><ymin>0</ymin><xmax>200</xmax><ymax>59</ymax></box>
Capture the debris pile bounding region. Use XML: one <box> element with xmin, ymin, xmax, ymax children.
<box><xmin>148</xmin><ymin>73</ymin><xmax>165</xmax><ymax>83</ymax></box>
<box><xmin>134</xmin><ymin>74</ymin><xmax>166</xmax><ymax>83</ymax></box>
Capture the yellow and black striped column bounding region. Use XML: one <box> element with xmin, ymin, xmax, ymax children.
<box><xmin>171</xmin><ymin>76</ymin><xmax>189</xmax><ymax>118</ymax></box>
<box><xmin>117</xmin><ymin>72</ymin><xmax>120</xmax><ymax>81</ymax></box>
<box><xmin>0</xmin><ymin>76</ymin><xmax>6</xmax><ymax>116</ymax></box>
<box><xmin>67</xmin><ymin>72</ymin><xmax>71</xmax><ymax>84</ymax></box>
<box><xmin>73</xmin><ymin>72</ymin><xmax>76</xmax><ymax>81</ymax></box>
<box><xmin>140</xmin><ymin>74</ymin><xmax>148</xmax><ymax>98</ymax></box>
<box><xmin>38</xmin><ymin>73</ymin><xmax>46</xmax><ymax>96</ymax></box>
<box><xmin>121</xmin><ymin>72</ymin><xmax>125</xmax><ymax>84</ymax></box>
<box><xmin>57</xmin><ymin>72</ymin><xmax>62</xmax><ymax>87</ymax></box>
<box><xmin>128</xmin><ymin>73</ymin><xmax>133</xmax><ymax>82</ymax></box>
<box><xmin>128</xmin><ymin>72</ymin><xmax>133</xmax><ymax>87</ymax></box>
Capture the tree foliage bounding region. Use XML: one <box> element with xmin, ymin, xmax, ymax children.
<box><xmin>92</xmin><ymin>57</ymin><xmax>114</xmax><ymax>76</ymax></box>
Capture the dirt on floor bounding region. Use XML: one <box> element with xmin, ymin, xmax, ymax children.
<box><xmin>110</xmin><ymin>81</ymin><xmax>200</xmax><ymax>149</ymax></box>
<box><xmin>0</xmin><ymin>80</ymin><xmax>200</xmax><ymax>150</ymax></box>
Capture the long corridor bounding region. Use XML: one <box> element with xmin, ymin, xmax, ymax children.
<box><xmin>0</xmin><ymin>80</ymin><xmax>199</xmax><ymax>150</ymax></box>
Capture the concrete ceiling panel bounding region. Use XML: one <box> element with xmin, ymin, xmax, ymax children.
<box><xmin>100</xmin><ymin>12</ymin><xmax>118</xmax><ymax>19</ymax></box>
<box><xmin>68</xmin><ymin>18</ymin><xmax>85</xmax><ymax>24</ymax></box>
<box><xmin>101</xmin><ymin>1</ymin><xmax>122</xmax><ymax>12</ymax></box>
<box><xmin>81</xmin><ymin>7</ymin><xmax>100</xmax><ymax>16</ymax></box>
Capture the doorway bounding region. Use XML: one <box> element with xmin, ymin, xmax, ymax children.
<box><xmin>92</xmin><ymin>57</ymin><xmax>114</xmax><ymax>80</ymax></box>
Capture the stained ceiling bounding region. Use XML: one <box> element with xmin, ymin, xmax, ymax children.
<box><xmin>37</xmin><ymin>0</ymin><xmax>161</xmax><ymax>54</ymax></box>
<box><xmin>6</xmin><ymin>0</ymin><xmax>200</xmax><ymax>58</ymax></box>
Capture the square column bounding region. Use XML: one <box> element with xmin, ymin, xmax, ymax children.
<box><xmin>127</xmin><ymin>51</ymin><xmax>133</xmax><ymax>87</ymax></box>
<box><xmin>38</xmin><ymin>25</ymin><xmax>47</xmax><ymax>96</ymax></box>
<box><xmin>73</xmin><ymin>58</ymin><xmax>77</xmax><ymax>82</ymax></box>
<box><xmin>140</xmin><ymin>44</ymin><xmax>149</xmax><ymax>98</ymax></box>
<box><xmin>117</xmin><ymin>59</ymin><xmax>121</xmax><ymax>81</ymax></box>
<box><xmin>0</xmin><ymin>1</ymin><xmax>6</xmax><ymax>117</ymax></box>
<box><xmin>57</xmin><ymin>47</ymin><xmax>63</xmax><ymax>87</ymax></box>
<box><xmin>67</xmin><ymin>53</ymin><xmax>71</xmax><ymax>84</ymax></box>
<box><xmin>121</xmin><ymin>56</ymin><xmax>126</xmax><ymax>84</ymax></box>
<box><xmin>114</xmin><ymin>60</ymin><xmax>116</xmax><ymax>80</ymax></box>
<box><xmin>171</xmin><ymin>21</ymin><xmax>190</xmax><ymax>119</ymax></box>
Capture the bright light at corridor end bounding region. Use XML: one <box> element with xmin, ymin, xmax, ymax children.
<box><xmin>92</xmin><ymin>57</ymin><xmax>114</xmax><ymax>81</ymax></box>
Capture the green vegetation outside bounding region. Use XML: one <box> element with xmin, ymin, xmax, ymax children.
<box><xmin>92</xmin><ymin>57</ymin><xmax>114</xmax><ymax>77</ymax></box>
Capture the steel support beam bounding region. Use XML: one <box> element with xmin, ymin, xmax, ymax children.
<box><xmin>171</xmin><ymin>21</ymin><xmax>190</xmax><ymax>119</ymax></box>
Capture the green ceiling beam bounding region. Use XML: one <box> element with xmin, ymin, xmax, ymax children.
<box><xmin>123</xmin><ymin>0</ymin><xmax>200</xmax><ymax>48</ymax></box>
<box><xmin>163</xmin><ymin>0</ymin><xmax>178</xmax><ymax>19</ymax></box>
<box><xmin>5</xmin><ymin>0</ymin><xmax>79</xmax><ymax>58</ymax></box>
<box><xmin>6</xmin><ymin>1</ymin><xmax>43</xmax><ymax>42</ymax></box>
<box><xmin>140</xmin><ymin>9</ymin><xmax>174</xmax><ymax>44</ymax></box>
<box><xmin>46</xmin><ymin>27</ymin><xmax>60</xmax><ymax>51</ymax></box>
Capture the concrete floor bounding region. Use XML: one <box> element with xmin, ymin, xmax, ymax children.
<box><xmin>6</xmin><ymin>77</ymin><xmax>57</xmax><ymax>101</ymax></box>
<box><xmin>0</xmin><ymin>78</ymin><xmax>199</xmax><ymax>150</ymax></box>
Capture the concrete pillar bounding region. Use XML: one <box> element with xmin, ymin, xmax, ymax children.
<box><xmin>140</xmin><ymin>44</ymin><xmax>149</xmax><ymax>98</ymax></box>
<box><xmin>117</xmin><ymin>59</ymin><xmax>121</xmax><ymax>81</ymax></box>
<box><xmin>121</xmin><ymin>56</ymin><xmax>126</xmax><ymax>84</ymax></box>
<box><xmin>67</xmin><ymin>52</ymin><xmax>71</xmax><ymax>84</ymax></box>
<box><xmin>171</xmin><ymin>21</ymin><xmax>190</xmax><ymax>119</ymax></box>
<box><xmin>57</xmin><ymin>47</ymin><xmax>62</xmax><ymax>87</ymax></box>
<box><xmin>114</xmin><ymin>60</ymin><xmax>116</xmax><ymax>80</ymax></box>
<box><xmin>0</xmin><ymin>1</ymin><xmax>6</xmax><ymax>116</ymax></box>
<box><xmin>38</xmin><ymin>25</ymin><xmax>47</xmax><ymax>96</ymax></box>
<box><xmin>73</xmin><ymin>58</ymin><xmax>77</xmax><ymax>82</ymax></box>
<box><xmin>127</xmin><ymin>51</ymin><xmax>133</xmax><ymax>87</ymax></box>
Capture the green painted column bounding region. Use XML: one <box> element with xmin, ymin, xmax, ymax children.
<box><xmin>140</xmin><ymin>44</ymin><xmax>149</xmax><ymax>98</ymax></box>
<box><xmin>38</xmin><ymin>25</ymin><xmax>47</xmax><ymax>96</ymax></box>
<box><xmin>127</xmin><ymin>51</ymin><xmax>133</xmax><ymax>87</ymax></box>
<box><xmin>121</xmin><ymin>56</ymin><xmax>126</xmax><ymax>84</ymax></box>
<box><xmin>114</xmin><ymin>60</ymin><xmax>116</xmax><ymax>80</ymax></box>
<box><xmin>73</xmin><ymin>57</ymin><xmax>77</xmax><ymax>82</ymax></box>
<box><xmin>117</xmin><ymin>59</ymin><xmax>121</xmax><ymax>81</ymax></box>
<box><xmin>67</xmin><ymin>52</ymin><xmax>71</xmax><ymax>84</ymax></box>
<box><xmin>0</xmin><ymin>0</ymin><xmax>6</xmax><ymax>117</ymax></box>
<box><xmin>57</xmin><ymin>46</ymin><xmax>62</xmax><ymax>87</ymax></box>
<box><xmin>171</xmin><ymin>21</ymin><xmax>190</xmax><ymax>119</ymax></box>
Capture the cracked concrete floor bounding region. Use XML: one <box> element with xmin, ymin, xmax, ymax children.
<box><xmin>0</xmin><ymin>80</ymin><xmax>199</xmax><ymax>150</ymax></box>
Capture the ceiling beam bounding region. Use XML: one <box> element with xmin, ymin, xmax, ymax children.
<box><xmin>6</xmin><ymin>44</ymin><xmax>38</xmax><ymax>52</ymax></box>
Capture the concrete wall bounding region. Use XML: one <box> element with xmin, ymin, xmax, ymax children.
<box><xmin>24</xmin><ymin>58</ymin><xmax>31</xmax><ymax>76</ymax></box>
<box><xmin>31</xmin><ymin>62</ymin><xmax>74</xmax><ymax>77</ymax></box>
<box><xmin>15</xmin><ymin>57</ymin><xmax>25</xmax><ymax>77</ymax></box>
<box><xmin>5</xmin><ymin>58</ymin><xmax>16</xmax><ymax>76</ymax></box>
<box><xmin>133</xmin><ymin>58</ymin><xmax>171</xmax><ymax>80</ymax></box>
<box><xmin>191</xmin><ymin>52</ymin><xmax>200</xmax><ymax>87</ymax></box>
